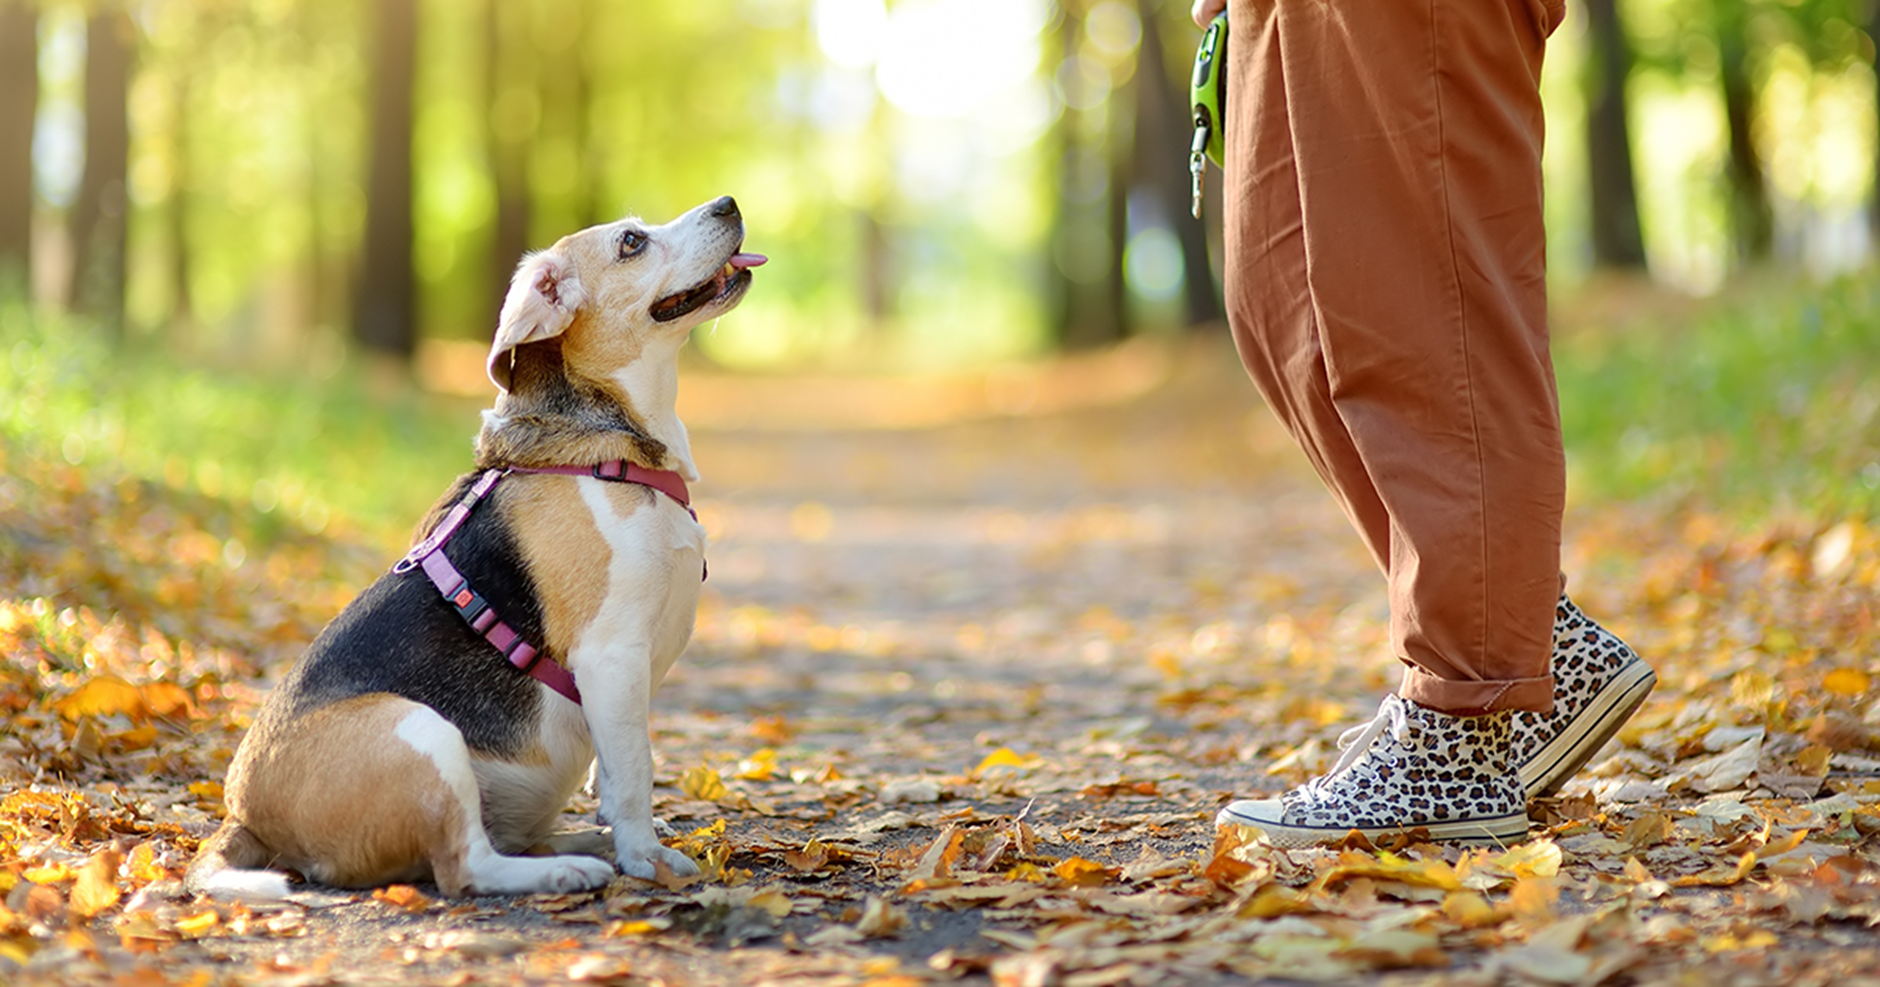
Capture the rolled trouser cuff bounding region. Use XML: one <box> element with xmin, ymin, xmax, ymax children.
<box><xmin>1401</xmin><ymin>664</ymin><xmax>1553</xmax><ymax>715</ymax></box>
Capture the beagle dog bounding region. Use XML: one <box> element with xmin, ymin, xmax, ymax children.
<box><xmin>185</xmin><ymin>197</ymin><xmax>765</xmax><ymax>897</ymax></box>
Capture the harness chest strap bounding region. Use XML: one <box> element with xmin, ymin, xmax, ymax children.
<box><xmin>394</xmin><ymin>461</ymin><xmax>698</xmax><ymax>706</ymax></box>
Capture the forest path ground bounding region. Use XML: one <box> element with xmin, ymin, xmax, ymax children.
<box><xmin>9</xmin><ymin>335</ymin><xmax>1880</xmax><ymax>987</ymax></box>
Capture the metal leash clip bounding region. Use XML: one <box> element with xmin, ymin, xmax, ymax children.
<box><xmin>1189</xmin><ymin>11</ymin><xmax>1228</xmax><ymax>218</ymax></box>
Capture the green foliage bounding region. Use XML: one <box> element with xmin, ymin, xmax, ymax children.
<box><xmin>0</xmin><ymin>301</ymin><xmax>474</xmax><ymax>551</ymax></box>
<box><xmin>1556</xmin><ymin>273</ymin><xmax>1880</xmax><ymax>519</ymax></box>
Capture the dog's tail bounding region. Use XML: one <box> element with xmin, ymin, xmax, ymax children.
<box><xmin>185</xmin><ymin>820</ymin><xmax>293</xmax><ymax>901</ymax></box>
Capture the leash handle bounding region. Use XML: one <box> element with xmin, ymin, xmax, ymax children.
<box><xmin>1189</xmin><ymin>11</ymin><xmax>1228</xmax><ymax>218</ymax></box>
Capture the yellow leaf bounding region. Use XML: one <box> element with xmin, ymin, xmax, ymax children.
<box><xmin>604</xmin><ymin>918</ymin><xmax>672</xmax><ymax>937</ymax></box>
<box><xmin>68</xmin><ymin>849</ymin><xmax>122</xmax><ymax>920</ymax></box>
<box><xmin>1491</xmin><ymin>839</ymin><xmax>1562</xmax><ymax>879</ymax></box>
<box><xmin>22</xmin><ymin>863</ymin><xmax>75</xmax><ymax>885</ymax></box>
<box><xmin>1051</xmin><ymin>857</ymin><xmax>1116</xmax><ymax>887</ymax></box>
<box><xmin>1703</xmin><ymin>929</ymin><xmax>1778</xmax><ymax>953</ymax></box>
<box><xmin>109</xmin><ymin>724</ymin><xmax>160</xmax><ymax>753</ymax></box>
<box><xmin>1823</xmin><ymin>668</ymin><xmax>1871</xmax><ymax>698</ymax></box>
<box><xmin>137</xmin><ymin>681</ymin><xmax>194</xmax><ymax>719</ymax></box>
<box><xmin>973</xmin><ymin>747</ymin><xmax>1040</xmax><ymax>775</ymax></box>
<box><xmin>1793</xmin><ymin>745</ymin><xmax>1833</xmax><ymax>778</ymax></box>
<box><xmin>1239</xmin><ymin>886</ymin><xmax>1316</xmax><ymax>919</ymax></box>
<box><xmin>684</xmin><ymin>819</ymin><xmax>727</xmax><ymax>842</ymax></box>
<box><xmin>53</xmin><ymin>676</ymin><xmax>145</xmax><ymax>721</ymax></box>
<box><xmin>188</xmin><ymin>780</ymin><xmax>224</xmax><ymax>805</ymax></box>
<box><xmin>1441</xmin><ymin>890</ymin><xmax>1498</xmax><ymax>928</ymax></box>
<box><xmin>746</xmin><ymin>891</ymin><xmax>794</xmax><ymax>918</ymax></box>
<box><xmin>1318</xmin><ymin>851</ymin><xmax>1461</xmax><ymax>892</ymax></box>
<box><xmin>679</xmin><ymin>765</ymin><xmax>726</xmax><ymax>802</ymax></box>
<box><xmin>1003</xmin><ymin>862</ymin><xmax>1046</xmax><ymax>883</ymax></box>
<box><xmin>1504</xmin><ymin>876</ymin><xmax>1559</xmax><ymax>921</ymax></box>
<box><xmin>126</xmin><ymin>842</ymin><xmax>167</xmax><ymax>884</ymax></box>
<box><xmin>173</xmin><ymin>910</ymin><xmax>219</xmax><ymax>937</ymax></box>
<box><xmin>734</xmin><ymin>749</ymin><xmax>779</xmax><ymax>782</ymax></box>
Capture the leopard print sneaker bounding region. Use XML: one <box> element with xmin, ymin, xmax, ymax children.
<box><xmin>1510</xmin><ymin>595</ymin><xmax>1656</xmax><ymax>799</ymax></box>
<box><xmin>1215</xmin><ymin>694</ymin><xmax>1528</xmax><ymax>847</ymax></box>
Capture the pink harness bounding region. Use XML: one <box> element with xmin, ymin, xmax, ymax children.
<box><xmin>393</xmin><ymin>461</ymin><xmax>695</xmax><ymax>706</ymax></box>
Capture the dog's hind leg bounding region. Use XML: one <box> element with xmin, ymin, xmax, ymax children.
<box><xmin>185</xmin><ymin>819</ymin><xmax>293</xmax><ymax>900</ymax></box>
<box><xmin>392</xmin><ymin>705</ymin><xmax>616</xmax><ymax>896</ymax></box>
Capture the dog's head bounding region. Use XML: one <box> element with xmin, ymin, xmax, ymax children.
<box><xmin>486</xmin><ymin>195</ymin><xmax>765</xmax><ymax>393</ymax></box>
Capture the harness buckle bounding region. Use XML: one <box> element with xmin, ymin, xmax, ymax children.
<box><xmin>450</xmin><ymin>585</ymin><xmax>490</xmax><ymax>626</ymax></box>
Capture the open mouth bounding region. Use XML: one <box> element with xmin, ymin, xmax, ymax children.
<box><xmin>650</xmin><ymin>251</ymin><xmax>768</xmax><ymax>323</ymax></box>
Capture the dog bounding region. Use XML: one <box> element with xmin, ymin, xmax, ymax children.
<box><xmin>185</xmin><ymin>196</ymin><xmax>765</xmax><ymax>898</ymax></box>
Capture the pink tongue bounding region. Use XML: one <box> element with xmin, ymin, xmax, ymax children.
<box><xmin>729</xmin><ymin>253</ymin><xmax>768</xmax><ymax>270</ymax></box>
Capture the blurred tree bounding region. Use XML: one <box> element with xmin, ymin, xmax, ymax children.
<box><xmin>354</xmin><ymin>0</ymin><xmax>419</xmax><ymax>361</ymax></box>
<box><xmin>1871</xmin><ymin>0</ymin><xmax>1880</xmax><ymax>246</ymax></box>
<box><xmin>1134</xmin><ymin>0</ymin><xmax>1220</xmax><ymax>328</ymax></box>
<box><xmin>1582</xmin><ymin>0</ymin><xmax>1648</xmax><ymax>269</ymax></box>
<box><xmin>1713</xmin><ymin>1</ymin><xmax>1773</xmax><ymax>261</ymax></box>
<box><xmin>0</xmin><ymin>0</ymin><xmax>35</xmax><ymax>296</ymax></box>
<box><xmin>69</xmin><ymin>4</ymin><xmax>137</xmax><ymax>333</ymax></box>
<box><xmin>484</xmin><ymin>0</ymin><xmax>535</xmax><ymax>330</ymax></box>
<box><xmin>1050</xmin><ymin>0</ymin><xmax>1129</xmax><ymax>349</ymax></box>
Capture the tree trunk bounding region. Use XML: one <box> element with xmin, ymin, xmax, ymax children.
<box><xmin>1869</xmin><ymin>0</ymin><xmax>1880</xmax><ymax>247</ymax></box>
<box><xmin>353</xmin><ymin>0</ymin><xmax>419</xmax><ymax>360</ymax></box>
<box><xmin>484</xmin><ymin>0</ymin><xmax>533</xmax><ymax>330</ymax></box>
<box><xmin>1050</xmin><ymin>1</ymin><xmax>1128</xmax><ymax>350</ymax></box>
<box><xmin>69</xmin><ymin>6</ymin><xmax>136</xmax><ymax>332</ymax></box>
<box><xmin>1717</xmin><ymin>7</ymin><xmax>1771</xmax><ymax>263</ymax></box>
<box><xmin>1581</xmin><ymin>0</ymin><xmax>1648</xmax><ymax>269</ymax></box>
<box><xmin>166</xmin><ymin>61</ymin><xmax>195</xmax><ymax>335</ymax></box>
<box><xmin>0</xmin><ymin>0</ymin><xmax>36</xmax><ymax>296</ymax></box>
<box><xmin>1133</xmin><ymin>0</ymin><xmax>1222</xmax><ymax>328</ymax></box>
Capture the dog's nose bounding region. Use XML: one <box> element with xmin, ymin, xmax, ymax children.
<box><xmin>707</xmin><ymin>196</ymin><xmax>739</xmax><ymax>220</ymax></box>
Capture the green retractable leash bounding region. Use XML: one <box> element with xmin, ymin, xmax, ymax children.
<box><xmin>1189</xmin><ymin>11</ymin><xmax>1228</xmax><ymax>218</ymax></box>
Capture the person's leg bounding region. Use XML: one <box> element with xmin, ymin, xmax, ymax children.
<box><xmin>1225</xmin><ymin>0</ymin><xmax>1563</xmax><ymax>715</ymax></box>
<box><xmin>1215</xmin><ymin>0</ymin><xmax>1575</xmax><ymax>844</ymax></box>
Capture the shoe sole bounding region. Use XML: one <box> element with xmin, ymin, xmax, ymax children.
<box><xmin>1216</xmin><ymin>807</ymin><xmax>1530</xmax><ymax>848</ymax></box>
<box><xmin>1519</xmin><ymin>659</ymin><xmax>1657</xmax><ymax>800</ymax></box>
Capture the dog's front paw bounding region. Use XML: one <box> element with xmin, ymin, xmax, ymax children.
<box><xmin>544</xmin><ymin>855</ymin><xmax>619</xmax><ymax>893</ymax></box>
<box><xmin>614</xmin><ymin>842</ymin><xmax>701</xmax><ymax>882</ymax></box>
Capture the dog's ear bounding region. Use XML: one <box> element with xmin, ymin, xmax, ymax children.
<box><xmin>487</xmin><ymin>249</ymin><xmax>587</xmax><ymax>392</ymax></box>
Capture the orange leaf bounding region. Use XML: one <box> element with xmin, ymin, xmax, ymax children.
<box><xmin>53</xmin><ymin>676</ymin><xmax>145</xmax><ymax>721</ymax></box>
<box><xmin>1824</xmin><ymin>668</ymin><xmax>1872</xmax><ymax>698</ymax></box>
<box><xmin>373</xmin><ymin>884</ymin><xmax>433</xmax><ymax>912</ymax></box>
<box><xmin>126</xmin><ymin>842</ymin><xmax>168</xmax><ymax>884</ymax></box>
<box><xmin>173</xmin><ymin>910</ymin><xmax>219</xmax><ymax>937</ymax></box>
<box><xmin>1051</xmin><ymin>857</ymin><xmax>1116</xmax><ymax>887</ymax></box>
<box><xmin>137</xmin><ymin>681</ymin><xmax>194</xmax><ymax>719</ymax></box>
<box><xmin>69</xmin><ymin>849</ymin><xmax>123</xmax><ymax>920</ymax></box>
<box><xmin>783</xmin><ymin>840</ymin><xmax>830</xmax><ymax>873</ymax></box>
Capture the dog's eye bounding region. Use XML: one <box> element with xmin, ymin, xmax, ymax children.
<box><xmin>617</xmin><ymin>229</ymin><xmax>648</xmax><ymax>260</ymax></box>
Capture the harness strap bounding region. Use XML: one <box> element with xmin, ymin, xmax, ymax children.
<box><xmin>393</xmin><ymin>460</ymin><xmax>699</xmax><ymax>707</ymax></box>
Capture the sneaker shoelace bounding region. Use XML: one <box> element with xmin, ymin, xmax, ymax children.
<box><xmin>1297</xmin><ymin>696</ymin><xmax>1419</xmax><ymax>802</ymax></box>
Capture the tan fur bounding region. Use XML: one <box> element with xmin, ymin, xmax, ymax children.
<box><xmin>222</xmin><ymin>695</ymin><xmax>471</xmax><ymax>892</ymax></box>
<box><xmin>500</xmin><ymin>477</ymin><xmax>637</xmax><ymax>661</ymax></box>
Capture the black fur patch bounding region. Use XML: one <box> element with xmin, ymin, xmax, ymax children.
<box><xmin>274</xmin><ymin>473</ymin><xmax>551</xmax><ymax>758</ymax></box>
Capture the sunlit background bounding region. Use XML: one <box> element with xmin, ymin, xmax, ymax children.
<box><xmin>2</xmin><ymin>0</ymin><xmax>1878</xmax><ymax>378</ymax></box>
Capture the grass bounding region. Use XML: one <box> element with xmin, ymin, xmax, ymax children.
<box><xmin>1553</xmin><ymin>271</ymin><xmax>1880</xmax><ymax>522</ymax></box>
<box><xmin>0</xmin><ymin>303</ymin><xmax>480</xmax><ymax>553</ymax></box>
